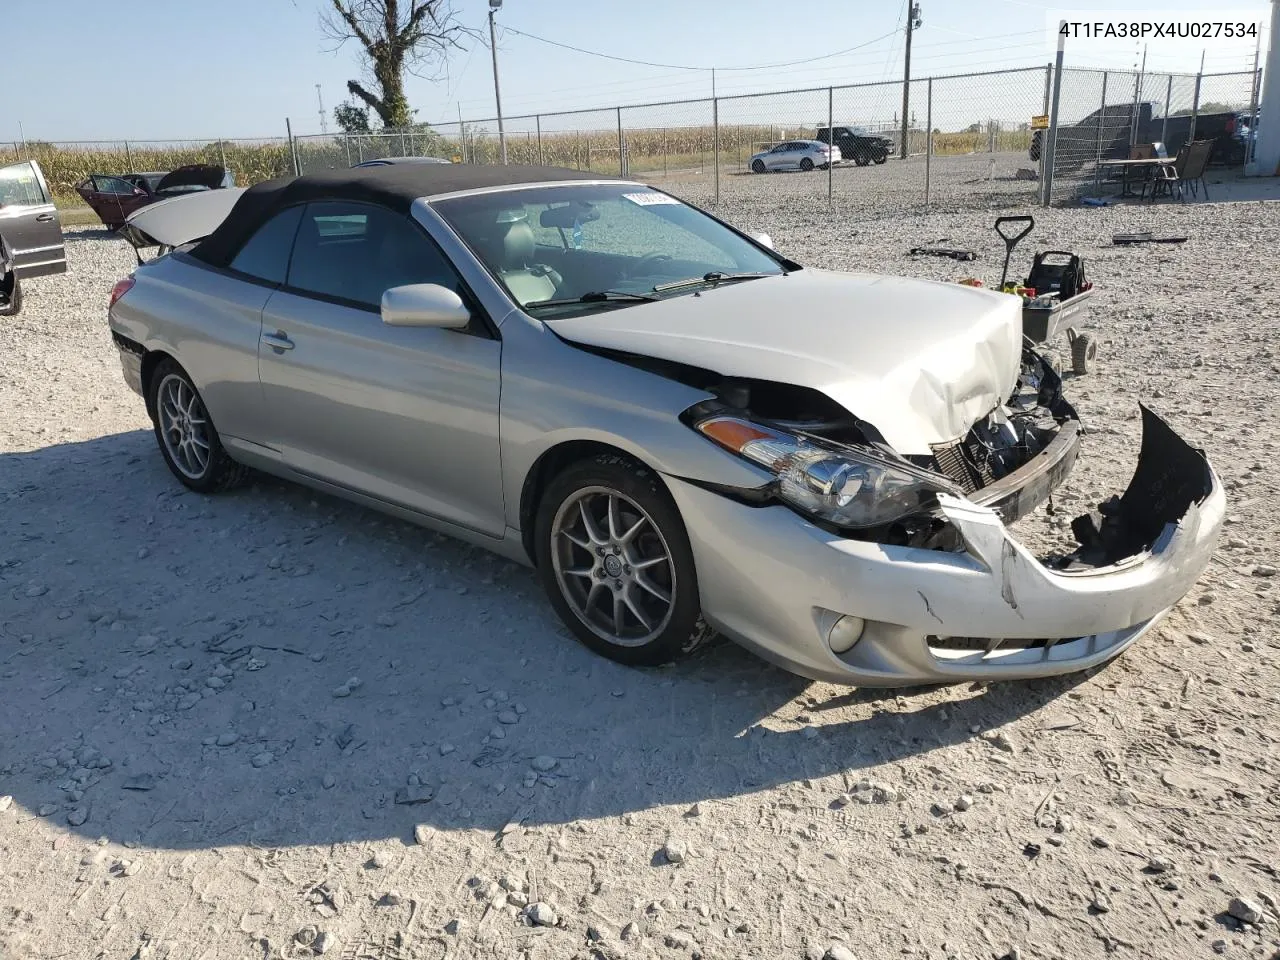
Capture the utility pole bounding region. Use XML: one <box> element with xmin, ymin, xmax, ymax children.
<box><xmin>488</xmin><ymin>0</ymin><xmax>507</xmax><ymax>164</ymax></box>
<box><xmin>900</xmin><ymin>1</ymin><xmax>922</xmax><ymax>161</ymax></box>
<box><xmin>316</xmin><ymin>84</ymin><xmax>328</xmax><ymax>135</ymax></box>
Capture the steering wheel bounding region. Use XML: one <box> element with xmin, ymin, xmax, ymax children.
<box><xmin>625</xmin><ymin>253</ymin><xmax>673</xmax><ymax>279</ymax></box>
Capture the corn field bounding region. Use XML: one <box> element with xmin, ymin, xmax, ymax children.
<box><xmin>12</xmin><ymin>64</ymin><xmax>1253</xmax><ymax>212</ymax></box>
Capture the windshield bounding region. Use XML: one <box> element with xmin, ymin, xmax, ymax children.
<box><xmin>431</xmin><ymin>183</ymin><xmax>787</xmax><ymax>315</ymax></box>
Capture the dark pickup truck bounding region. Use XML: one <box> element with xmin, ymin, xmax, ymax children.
<box><xmin>1030</xmin><ymin>101</ymin><xmax>1246</xmax><ymax>170</ymax></box>
<box><xmin>815</xmin><ymin>126</ymin><xmax>895</xmax><ymax>166</ymax></box>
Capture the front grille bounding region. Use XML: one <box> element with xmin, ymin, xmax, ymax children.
<box><xmin>930</xmin><ymin>437</ymin><xmax>1002</xmax><ymax>493</ymax></box>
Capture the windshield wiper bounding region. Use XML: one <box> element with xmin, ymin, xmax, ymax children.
<box><xmin>525</xmin><ymin>290</ymin><xmax>660</xmax><ymax>310</ymax></box>
<box><xmin>652</xmin><ymin>271</ymin><xmax>779</xmax><ymax>293</ymax></box>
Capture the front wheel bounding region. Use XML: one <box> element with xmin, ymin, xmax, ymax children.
<box><xmin>855</xmin><ymin>154</ymin><xmax>871</xmax><ymax>167</ymax></box>
<box><xmin>534</xmin><ymin>455</ymin><xmax>712</xmax><ymax>667</ymax></box>
<box><xmin>149</xmin><ymin>358</ymin><xmax>247</xmax><ymax>492</ymax></box>
<box><xmin>873</xmin><ymin>154</ymin><xmax>888</xmax><ymax>164</ymax></box>
<box><xmin>751</xmin><ymin>159</ymin><xmax>766</xmax><ymax>173</ymax></box>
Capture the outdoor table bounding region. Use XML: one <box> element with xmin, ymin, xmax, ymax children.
<box><xmin>1095</xmin><ymin>158</ymin><xmax>1176</xmax><ymax>199</ymax></box>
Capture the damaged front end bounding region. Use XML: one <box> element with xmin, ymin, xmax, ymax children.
<box><xmin>675</xmin><ymin>345</ymin><xmax>1082</xmax><ymax>551</ymax></box>
<box><xmin>647</xmin><ymin>345</ymin><xmax>1224</xmax><ymax>684</ymax></box>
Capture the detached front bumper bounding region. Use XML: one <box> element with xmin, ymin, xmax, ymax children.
<box><xmin>668</xmin><ymin>406</ymin><xmax>1225</xmax><ymax>686</ymax></box>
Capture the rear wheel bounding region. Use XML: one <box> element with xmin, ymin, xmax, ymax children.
<box><xmin>535</xmin><ymin>455</ymin><xmax>711</xmax><ymax>667</ymax></box>
<box><xmin>148</xmin><ymin>358</ymin><xmax>247</xmax><ymax>493</ymax></box>
<box><xmin>800</xmin><ymin>157</ymin><xmax>815</xmax><ymax>172</ymax></box>
<box><xmin>855</xmin><ymin>154</ymin><xmax>871</xmax><ymax>167</ymax></box>
<box><xmin>751</xmin><ymin>159</ymin><xmax>766</xmax><ymax>173</ymax></box>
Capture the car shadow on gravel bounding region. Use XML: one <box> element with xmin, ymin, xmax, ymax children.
<box><xmin>0</xmin><ymin>431</ymin><xmax>1079</xmax><ymax>851</ymax></box>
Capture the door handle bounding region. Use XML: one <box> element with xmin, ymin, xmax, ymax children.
<box><xmin>35</xmin><ymin>213</ymin><xmax>55</xmax><ymax>222</ymax></box>
<box><xmin>261</xmin><ymin>331</ymin><xmax>294</xmax><ymax>351</ymax></box>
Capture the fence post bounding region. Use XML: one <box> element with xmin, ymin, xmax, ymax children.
<box><xmin>124</xmin><ymin>140</ymin><xmax>133</xmax><ymax>169</ymax></box>
<box><xmin>925</xmin><ymin>78</ymin><xmax>933</xmax><ymax>209</ymax></box>
<box><xmin>663</xmin><ymin>128</ymin><xmax>668</xmax><ymax>177</ymax></box>
<box><xmin>616</xmin><ymin>108</ymin><xmax>625</xmax><ymax>176</ymax></box>
<box><xmin>1189</xmin><ymin>72</ymin><xmax>1202</xmax><ymax>142</ymax></box>
<box><xmin>826</xmin><ymin>87</ymin><xmax>833</xmax><ymax>207</ymax></box>
<box><xmin>1041</xmin><ymin>26</ymin><xmax>1066</xmax><ymax>206</ymax></box>
<box><xmin>344</xmin><ymin>135</ymin><xmax>351</xmax><ymax>166</ymax></box>
<box><xmin>1249</xmin><ymin>65</ymin><xmax>1262</xmax><ymax>167</ymax></box>
<box><xmin>1093</xmin><ymin>72</ymin><xmax>1108</xmax><ymax>191</ymax></box>
<box><xmin>286</xmin><ymin>118</ymin><xmax>300</xmax><ymax>176</ymax></box>
<box><xmin>219</xmin><ymin>139</ymin><xmax>226</xmax><ymax>170</ymax></box>
<box><xmin>714</xmin><ymin>96</ymin><xmax>721</xmax><ymax>205</ymax></box>
<box><xmin>1162</xmin><ymin>75</ymin><xmax>1172</xmax><ymax>145</ymax></box>
<box><xmin>536</xmin><ymin>115</ymin><xmax>543</xmax><ymax>165</ymax></box>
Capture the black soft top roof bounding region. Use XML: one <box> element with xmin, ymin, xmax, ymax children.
<box><xmin>191</xmin><ymin>164</ymin><xmax>621</xmax><ymax>268</ymax></box>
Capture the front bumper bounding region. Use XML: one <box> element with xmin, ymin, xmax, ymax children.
<box><xmin>668</xmin><ymin>406</ymin><xmax>1224</xmax><ymax>686</ymax></box>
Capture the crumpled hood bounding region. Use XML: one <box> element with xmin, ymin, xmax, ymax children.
<box><xmin>547</xmin><ymin>268</ymin><xmax>1022</xmax><ymax>455</ymax></box>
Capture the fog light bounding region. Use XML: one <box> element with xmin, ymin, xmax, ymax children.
<box><xmin>827</xmin><ymin>615</ymin><xmax>866</xmax><ymax>654</ymax></box>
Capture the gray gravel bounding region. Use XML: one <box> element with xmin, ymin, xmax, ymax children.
<box><xmin>2</xmin><ymin>181</ymin><xmax>1279</xmax><ymax>960</ymax></box>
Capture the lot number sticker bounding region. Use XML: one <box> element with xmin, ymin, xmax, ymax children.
<box><xmin>623</xmin><ymin>192</ymin><xmax>680</xmax><ymax>205</ymax></box>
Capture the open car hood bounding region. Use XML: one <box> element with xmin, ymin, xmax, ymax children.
<box><xmin>121</xmin><ymin>187</ymin><xmax>247</xmax><ymax>250</ymax></box>
<box><xmin>547</xmin><ymin>269</ymin><xmax>1023</xmax><ymax>455</ymax></box>
<box><xmin>155</xmin><ymin>164</ymin><xmax>231</xmax><ymax>193</ymax></box>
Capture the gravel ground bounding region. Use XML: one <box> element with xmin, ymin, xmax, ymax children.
<box><xmin>2</xmin><ymin>180</ymin><xmax>1279</xmax><ymax>960</ymax></box>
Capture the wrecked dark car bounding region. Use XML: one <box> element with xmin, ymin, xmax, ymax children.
<box><xmin>75</xmin><ymin>164</ymin><xmax>235</xmax><ymax>231</ymax></box>
<box><xmin>104</xmin><ymin>165</ymin><xmax>1225</xmax><ymax>686</ymax></box>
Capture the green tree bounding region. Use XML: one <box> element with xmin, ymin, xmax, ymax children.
<box><xmin>334</xmin><ymin>101</ymin><xmax>373</xmax><ymax>134</ymax></box>
<box><xmin>322</xmin><ymin>0</ymin><xmax>471</xmax><ymax>129</ymax></box>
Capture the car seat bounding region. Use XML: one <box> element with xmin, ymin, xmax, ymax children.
<box><xmin>481</xmin><ymin>210</ymin><xmax>561</xmax><ymax>306</ymax></box>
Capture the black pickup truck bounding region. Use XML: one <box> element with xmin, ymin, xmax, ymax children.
<box><xmin>815</xmin><ymin>126</ymin><xmax>896</xmax><ymax>166</ymax></box>
<box><xmin>1030</xmin><ymin>101</ymin><xmax>1246</xmax><ymax>170</ymax></box>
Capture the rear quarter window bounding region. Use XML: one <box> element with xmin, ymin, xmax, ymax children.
<box><xmin>228</xmin><ymin>206</ymin><xmax>304</xmax><ymax>285</ymax></box>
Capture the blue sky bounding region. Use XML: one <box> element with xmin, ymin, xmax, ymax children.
<box><xmin>5</xmin><ymin>0</ymin><xmax>1270</xmax><ymax>142</ymax></box>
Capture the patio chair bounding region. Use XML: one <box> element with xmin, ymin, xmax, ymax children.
<box><xmin>1147</xmin><ymin>140</ymin><xmax>1213</xmax><ymax>202</ymax></box>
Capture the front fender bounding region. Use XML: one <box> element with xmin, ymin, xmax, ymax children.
<box><xmin>498</xmin><ymin>314</ymin><xmax>771</xmax><ymax>532</ymax></box>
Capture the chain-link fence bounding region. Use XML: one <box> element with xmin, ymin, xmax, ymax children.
<box><xmin>13</xmin><ymin>64</ymin><xmax>1259</xmax><ymax>213</ymax></box>
<box><xmin>1044</xmin><ymin>68</ymin><xmax>1257</xmax><ymax>201</ymax></box>
<box><xmin>7</xmin><ymin>137</ymin><xmax>293</xmax><ymax>205</ymax></box>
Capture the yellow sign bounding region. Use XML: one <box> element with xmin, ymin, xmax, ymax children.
<box><xmin>1031</xmin><ymin>114</ymin><xmax>1049</xmax><ymax>130</ymax></box>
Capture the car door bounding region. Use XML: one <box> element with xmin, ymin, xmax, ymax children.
<box><xmin>89</xmin><ymin>175</ymin><xmax>147</xmax><ymax>227</ymax></box>
<box><xmin>764</xmin><ymin>143</ymin><xmax>790</xmax><ymax>172</ymax></box>
<box><xmin>0</xmin><ymin>161</ymin><xmax>65</xmax><ymax>277</ymax></box>
<box><xmin>257</xmin><ymin>200</ymin><xmax>505</xmax><ymax>537</ymax></box>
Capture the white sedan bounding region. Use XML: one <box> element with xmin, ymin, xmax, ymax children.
<box><xmin>749</xmin><ymin>140</ymin><xmax>841</xmax><ymax>173</ymax></box>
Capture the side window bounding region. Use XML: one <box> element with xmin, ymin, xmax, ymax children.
<box><xmin>228</xmin><ymin>205</ymin><xmax>304</xmax><ymax>285</ymax></box>
<box><xmin>287</xmin><ymin>201</ymin><xmax>462</xmax><ymax>310</ymax></box>
<box><xmin>95</xmin><ymin>176</ymin><xmax>136</xmax><ymax>196</ymax></box>
<box><xmin>0</xmin><ymin>162</ymin><xmax>47</xmax><ymax>206</ymax></box>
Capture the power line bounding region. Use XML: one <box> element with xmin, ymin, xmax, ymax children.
<box><xmin>499</xmin><ymin>25</ymin><xmax>902</xmax><ymax>73</ymax></box>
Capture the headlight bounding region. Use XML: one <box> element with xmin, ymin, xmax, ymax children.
<box><xmin>694</xmin><ymin>414</ymin><xmax>954</xmax><ymax>528</ymax></box>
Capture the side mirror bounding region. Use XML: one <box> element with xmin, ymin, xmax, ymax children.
<box><xmin>750</xmin><ymin>232</ymin><xmax>774</xmax><ymax>250</ymax></box>
<box><xmin>381</xmin><ymin>283</ymin><xmax>471</xmax><ymax>329</ymax></box>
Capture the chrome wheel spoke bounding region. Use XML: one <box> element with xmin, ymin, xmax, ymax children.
<box><xmin>560</xmin><ymin>528</ymin><xmax>591</xmax><ymax>550</ymax></box>
<box><xmin>562</xmin><ymin>565</ymin><xmax>594</xmax><ymax>579</ymax></box>
<box><xmin>578</xmin><ymin>499</ymin><xmax>608</xmax><ymax>546</ymax></box>
<box><xmin>606</xmin><ymin>495</ymin><xmax>625</xmax><ymax>541</ymax></box>
<box><xmin>619</xmin><ymin>515</ymin><xmax>647</xmax><ymax>545</ymax></box>
<box><xmin>611</xmin><ymin>590</ymin><xmax>626</xmax><ymax>633</ymax></box>
<box><xmin>635</xmin><ymin>572</ymin><xmax>671</xmax><ymax>605</ymax></box>
<box><xmin>622</xmin><ymin>585</ymin><xmax>654</xmax><ymax>631</ymax></box>
<box><xmin>631</xmin><ymin>555</ymin><xmax>666</xmax><ymax>571</ymax></box>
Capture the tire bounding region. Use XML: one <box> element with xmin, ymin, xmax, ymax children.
<box><xmin>0</xmin><ymin>275</ymin><xmax>21</xmax><ymax>318</ymax></box>
<box><xmin>800</xmin><ymin>157</ymin><xmax>815</xmax><ymax>172</ymax></box>
<box><xmin>148</xmin><ymin>358</ymin><xmax>248</xmax><ymax>493</ymax></box>
<box><xmin>751</xmin><ymin>159</ymin><xmax>766</xmax><ymax>173</ymax></box>
<box><xmin>534</xmin><ymin>454</ymin><xmax>712</xmax><ymax>667</ymax></box>
<box><xmin>855</xmin><ymin>154</ymin><xmax>871</xmax><ymax>167</ymax></box>
<box><xmin>1070</xmin><ymin>331</ymin><xmax>1098</xmax><ymax>376</ymax></box>
<box><xmin>873</xmin><ymin>153</ymin><xmax>888</xmax><ymax>164</ymax></box>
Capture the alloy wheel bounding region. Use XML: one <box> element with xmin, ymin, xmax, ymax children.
<box><xmin>157</xmin><ymin>373</ymin><xmax>211</xmax><ymax>479</ymax></box>
<box><xmin>550</xmin><ymin>486</ymin><xmax>676</xmax><ymax>647</ymax></box>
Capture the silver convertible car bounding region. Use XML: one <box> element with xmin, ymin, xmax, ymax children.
<box><xmin>107</xmin><ymin>164</ymin><xmax>1225</xmax><ymax>686</ymax></box>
